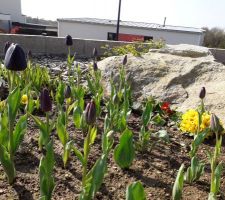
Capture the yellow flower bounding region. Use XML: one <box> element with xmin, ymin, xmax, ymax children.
<box><xmin>180</xmin><ymin>109</ymin><xmax>225</xmax><ymax>138</ymax></box>
<box><xmin>66</xmin><ymin>97</ymin><xmax>71</xmax><ymax>105</ymax></box>
<box><xmin>21</xmin><ymin>94</ymin><xmax>28</xmax><ymax>105</ymax></box>
<box><xmin>200</xmin><ymin>113</ymin><xmax>210</xmax><ymax>130</ymax></box>
<box><xmin>180</xmin><ymin>109</ymin><xmax>210</xmax><ymax>134</ymax></box>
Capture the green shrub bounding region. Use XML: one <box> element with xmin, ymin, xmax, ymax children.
<box><xmin>102</xmin><ymin>39</ymin><xmax>165</xmax><ymax>57</ymax></box>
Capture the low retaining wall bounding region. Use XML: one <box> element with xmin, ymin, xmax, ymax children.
<box><xmin>209</xmin><ymin>48</ymin><xmax>225</xmax><ymax>64</ymax></box>
<box><xmin>0</xmin><ymin>34</ymin><xmax>225</xmax><ymax>64</ymax></box>
<box><xmin>0</xmin><ymin>34</ymin><xmax>132</xmax><ymax>58</ymax></box>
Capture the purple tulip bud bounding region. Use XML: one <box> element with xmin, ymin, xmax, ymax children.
<box><xmin>65</xmin><ymin>35</ymin><xmax>73</xmax><ymax>46</ymax></box>
<box><xmin>64</xmin><ymin>85</ymin><xmax>71</xmax><ymax>99</ymax></box>
<box><xmin>84</xmin><ymin>100</ymin><xmax>96</xmax><ymax>125</ymax></box>
<box><xmin>4</xmin><ymin>43</ymin><xmax>27</xmax><ymax>71</ymax></box>
<box><xmin>93</xmin><ymin>62</ymin><xmax>98</xmax><ymax>71</ymax></box>
<box><xmin>210</xmin><ymin>113</ymin><xmax>220</xmax><ymax>133</ymax></box>
<box><xmin>199</xmin><ymin>87</ymin><xmax>206</xmax><ymax>99</ymax></box>
<box><xmin>40</xmin><ymin>88</ymin><xmax>52</xmax><ymax>112</ymax></box>
<box><xmin>123</xmin><ymin>55</ymin><xmax>127</xmax><ymax>65</ymax></box>
<box><xmin>93</xmin><ymin>48</ymin><xmax>98</xmax><ymax>58</ymax></box>
<box><xmin>3</xmin><ymin>41</ymin><xmax>10</xmax><ymax>56</ymax></box>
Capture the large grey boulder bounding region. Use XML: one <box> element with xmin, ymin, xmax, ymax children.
<box><xmin>150</xmin><ymin>44</ymin><xmax>211</xmax><ymax>58</ymax></box>
<box><xmin>98</xmin><ymin>45</ymin><xmax>225</xmax><ymax>123</ymax></box>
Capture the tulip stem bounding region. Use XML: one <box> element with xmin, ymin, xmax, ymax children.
<box><xmin>200</xmin><ymin>99</ymin><xmax>205</xmax><ymax>114</ymax></box>
<box><xmin>65</xmin><ymin>103</ymin><xmax>68</xmax><ymax>129</ymax></box>
<box><xmin>82</xmin><ymin>125</ymin><xmax>91</xmax><ymax>187</ymax></box>
<box><xmin>7</xmin><ymin>71</ymin><xmax>11</xmax><ymax>92</ymax></box>
<box><xmin>46</xmin><ymin>112</ymin><xmax>50</xmax><ymax>144</ymax></box>
<box><xmin>210</xmin><ymin>131</ymin><xmax>222</xmax><ymax>193</ymax></box>
<box><xmin>11</xmin><ymin>71</ymin><xmax>16</xmax><ymax>90</ymax></box>
<box><xmin>9</xmin><ymin>121</ymin><xmax>14</xmax><ymax>162</ymax></box>
<box><xmin>8</xmin><ymin>118</ymin><xmax>16</xmax><ymax>184</ymax></box>
<box><xmin>68</xmin><ymin>47</ymin><xmax>72</xmax><ymax>85</ymax></box>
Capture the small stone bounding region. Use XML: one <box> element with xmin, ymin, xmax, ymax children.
<box><xmin>51</xmin><ymin>66</ymin><xmax>62</xmax><ymax>75</ymax></box>
<box><xmin>65</xmin><ymin>173</ymin><xmax>70</xmax><ymax>178</ymax></box>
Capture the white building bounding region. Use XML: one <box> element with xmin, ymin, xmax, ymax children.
<box><xmin>58</xmin><ymin>18</ymin><xmax>205</xmax><ymax>45</ymax></box>
<box><xmin>0</xmin><ymin>0</ymin><xmax>25</xmax><ymax>32</ymax></box>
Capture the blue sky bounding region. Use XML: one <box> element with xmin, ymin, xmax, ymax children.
<box><xmin>21</xmin><ymin>0</ymin><xmax>225</xmax><ymax>29</ymax></box>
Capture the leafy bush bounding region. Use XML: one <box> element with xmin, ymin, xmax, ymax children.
<box><xmin>203</xmin><ymin>27</ymin><xmax>225</xmax><ymax>49</ymax></box>
<box><xmin>102</xmin><ymin>39</ymin><xmax>165</xmax><ymax>57</ymax></box>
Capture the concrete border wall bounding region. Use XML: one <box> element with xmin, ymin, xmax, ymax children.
<box><xmin>0</xmin><ymin>34</ymin><xmax>134</xmax><ymax>58</ymax></box>
<box><xmin>209</xmin><ymin>48</ymin><xmax>225</xmax><ymax>64</ymax></box>
<box><xmin>0</xmin><ymin>34</ymin><xmax>225</xmax><ymax>64</ymax></box>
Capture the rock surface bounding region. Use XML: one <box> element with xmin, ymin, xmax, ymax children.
<box><xmin>98</xmin><ymin>44</ymin><xmax>225</xmax><ymax>123</ymax></box>
<box><xmin>150</xmin><ymin>44</ymin><xmax>211</xmax><ymax>58</ymax></box>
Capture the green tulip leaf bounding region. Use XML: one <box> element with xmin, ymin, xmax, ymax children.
<box><xmin>142</xmin><ymin>101</ymin><xmax>153</xmax><ymax>127</ymax></box>
<box><xmin>56</xmin><ymin>120</ymin><xmax>68</xmax><ymax>147</ymax></box>
<box><xmin>56</xmin><ymin>82</ymin><xmax>65</xmax><ymax>106</ymax></box>
<box><xmin>184</xmin><ymin>156</ymin><xmax>205</xmax><ymax>184</ymax></box>
<box><xmin>90</xmin><ymin>126</ymin><xmax>97</xmax><ymax>145</ymax></box>
<box><xmin>189</xmin><ymin>129</ymin><xmax>209</xmax><ymax>157</ymax></box>
<box><xmin>0</xmin><ymin>111</ymin><xmax>9</xmax><ymax>148</ymax></box>
<box><xmin>63</xmin><ymin>141</ymin><xmax>73</xmax><ymax>167</ymax></box>
<box><xmin>80</xmin><ymin>155</ymin><xmax>107</xmax><ymax>200</ymax></box>
<box><xmin>73</xmin><ymin>105</ymin><xmax>82</xmax><ymax>128</ymax></box>
<box><xmin>208</xmin><ymin>192</ymin><xmax>217</xmax><ymax>200</ymax></box>
<box><xmin>172</xmin><ymin>164</ymin><xmax>184</xmax><ymax>200</ymax></box>
<box><xmin>39</xmin><ymin>140</ymin><xmax>55</xmax><ymax>200</ymax></box>
<box><xmin>114</xmin><ymin>129</ymin><xmax>135</xmax><ymax>169</ymax></box>
<box><xmin>126</xmin><ymin>181</ymin><xmax>146</xmax><ymax>200</ymax></box>
<box><xmin>8</xmin><ymin>87</ymin><xmax>21</xmax><ymax>125</ymax></box>
<box><xmin>72</xmin><ymin>145</ymin><xmax>84</xmax><ymax>165</ymax></box>
<box><xmin>152</xmin><ymin>114</ymin><xmax>166</xmax><ymax>126</ymax></box>
<box><xmin>0</xmin><ymin>144</ymin><xmax>15</xmax><ymax>184</ymax></box>
<box><xmin>29</xmin><ymin>114</ymin><xmax>49</xmax><ymax>148</ymax></box>
<box><xmin>211</xmin><ymin>162</ymin><xmax>223</xmax><ymax>195</ymax></box>
<box><xmin>12</xmin><ymin>114</ymin><xmax>27</xmax><ymax>154</ymax></box>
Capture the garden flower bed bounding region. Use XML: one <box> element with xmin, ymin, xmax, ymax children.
<box><xmin>0</xmin><ymin>114</ymin><xmax>224</xmax><ymax>200</ymax></box>
<box><xmin>0</xmin><ymin>39</ymin><xmax>224</xmax><ymax>200</ymax></box>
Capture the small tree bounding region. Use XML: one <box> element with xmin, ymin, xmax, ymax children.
<box><xmin>202</xmin><ymin>27</ymin><xmax>225</xmax><ymax>49</ymax></box>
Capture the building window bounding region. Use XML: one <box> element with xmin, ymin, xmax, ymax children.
<box><xmin>108</xmin><ymin>32</ymin><xmax>153</xmax><ymax>42</ymax></box>
<box><xmin>144</xmin><ymin>36</ymin><xmax>153</xmax><ymax>41</ymax></box>
<box><xmin>108</xmin><ymin>32</ymin><xmax>116</xmax><ymax>40</ymax></box>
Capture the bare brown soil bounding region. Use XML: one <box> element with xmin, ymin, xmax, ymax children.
<box><xmin>0</xmin><ymin>112</ymin><xmax>225</xmax><ymax>200</ymax></box>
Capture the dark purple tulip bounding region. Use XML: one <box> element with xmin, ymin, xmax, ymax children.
<box><xmin>3</xmin><ymin>41</ymin><xmax>10</xmax><ymax>56</ymax></box>
<box><xmin>84</xmin><ymin>100</ymin><xmax>96</xmax><ymax>125</ymax></box>
<box><xmin>64</xmin><ymin>85</ymin><xmax>71</xmax><ymax>99</ymax></box>
<box><xmin>210</xmin><ymin>113</ymin><xmax>220</xmax><ymax>133</ymax></box>
<box><xmin>93</xmin><ymin>48</ymin><xmax>98</xmax><ymax>58</ymax></box>
<box><xmin>4</xmin><ymin>43</ymin><xmax>27</xmax><ymax>71</ymax></box>
<box><xmin>40</xmin><ymin>88</ymin><xmax>52</xmax><ymax>112</ymax></box>
<box><xmin>93</xmin><ymin>62</ymin><xmax>98</xmax><ymax>71</ymax></box>
<box><xmin>65</xmin><ymin>35</ymin><xmax>73</xmax><ymax>46</ymax></box>
<box><xmin>199</xmin><ymin>87</ymin><xmax>206</xmax><ymax>99</ymax></box>
<box><xmin>123</xmin><ymin>55</ymin><xmax>127</xmax><ymax>65</ymax></box>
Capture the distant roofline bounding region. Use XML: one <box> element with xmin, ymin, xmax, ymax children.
<box><xmin>12</xmin><ymin>22</ymin><xmax>57</xmax><ymax>29</ymax></box>
<box><xmin>57</xmin><ymin>17</ymin><xmax>205</xmax><ymax>34</ymax></box>
<box><xmin>0</xmin><ymin>12</ymin><xmax>11</xmax><ymax>16</ymax></box>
